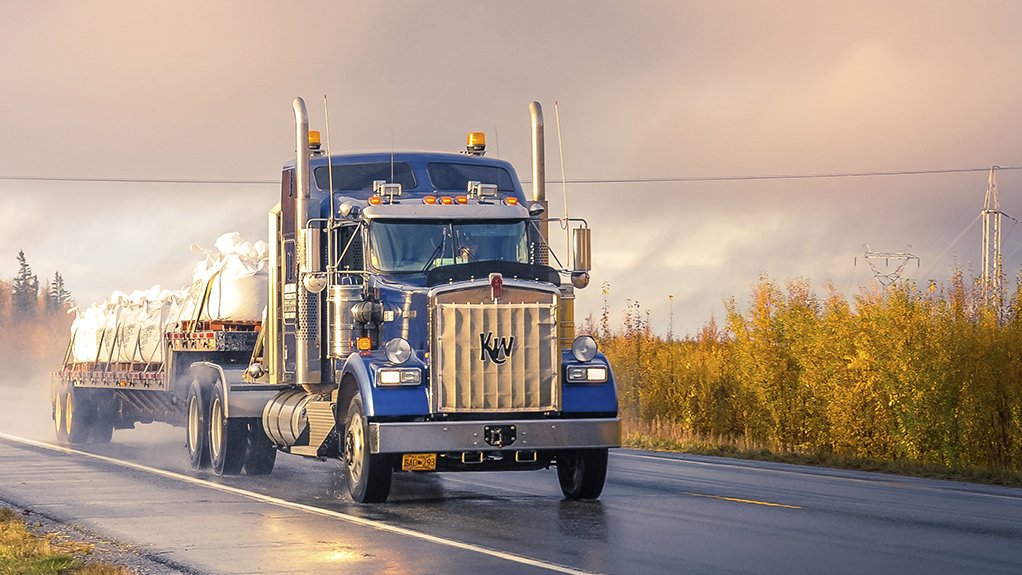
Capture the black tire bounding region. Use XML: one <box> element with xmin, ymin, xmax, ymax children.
<box><xmin>64</xmin><ymin>386</ymin><xmax>92</xmax><ymax>445</ymax></box>
<box><xmin>209</xmin><ymin>382</ymin><xmax>246</xmax><ymax>476</ymax></box>
<box><xmin>90</xmin><ymin>391</ymin><xmax>115</xmax><ymax>444</ymax></box>
<box><xmin>54</xmin><ymin>386</ymin><xmax>69</xmax><ymax>444</ymax></box>
<box><xmin>186</xmin><ymin>382</ymin><xmax>210</xmax><ymax>470</ymax></box>
<box><xmin>557</xmin><ymin>448</ymin><xmax>609</xmax><ymax>500</ymax></box>
<box><xmin>242</xmin><ymin>419</ymin><xmax>277</xmax><ymax>476</ymax></box>
<box><xmin>342</xmin><ymin>395</ymin><xmax>392</xmax><ymax>503</ymax></box>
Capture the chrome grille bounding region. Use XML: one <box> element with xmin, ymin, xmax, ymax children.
<box><xmin>432</xmin><ymin>286</ymin><xmax>559</xmax><ymax>413</ymax></box>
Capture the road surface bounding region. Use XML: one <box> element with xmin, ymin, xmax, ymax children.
<box><xmin>0</xmin><ymin>383</ymin><xmax>1020</xmax><ymax>574</ymax></box>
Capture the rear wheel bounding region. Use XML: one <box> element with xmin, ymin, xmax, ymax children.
<box><xmin>209</xmin><ymin>382</ymin><xmax>246</xmax><ymax>476</ymax></box>
<box><xmin>90</xmin><ymin>391</ymin><xmax>115</xmax><ymax>444</ymax></box>
<box><xmin>64</xmin><ymin>387</ymin><xmax>92</xmax><ymax>445</ymax></box>
<box><xmin>557</xmin><ymin>448</ymin><xmax>609</xmax><ymax>500</ymax></box>
<box><xmin>186</xmin><ymin>382</ymin><xmax>209</xmax><ymax>470</ymax></box>
<box><xmin>342</xmin><ymin>395</ymin><xmax>392</xmax><ymax>503</ymax></box>
<box><xmin>54</xmin><ymin>386</ymin><xmax>69</xmax><ymax>443</ymax></box>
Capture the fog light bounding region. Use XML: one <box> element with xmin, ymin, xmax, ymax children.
<box><xmin>385</xmin><ymin>337</ymin><xmax>413</xmax><ymax>364</ymax></box>
<box><xmin>379</xmin><ymin>369</ymin><xmax>401</xmax><ymax>385</ymax></box>
<box><xmin>586</xmin><ymin>366</ymin><xmax>608</xmax><ymax>382</ymax></box>
<box><xmin>571</xmin><ymin>335</ymin><xmax>598</xmax><ymax>362</ymax></box>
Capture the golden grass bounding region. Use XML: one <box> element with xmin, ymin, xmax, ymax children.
<box><xmin>0</xmin><ymin>508</ymin><xmax>133</xmax><ymax>575</ymax></box>
<box><xmin>621</xmin><ymin>417</ymin><xmax>1022</xmax><ymax>488</ymax></box>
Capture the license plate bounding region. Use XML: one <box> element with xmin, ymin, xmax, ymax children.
<box><xmin>401</xmin><ymin>453</ymin><xmax>437</xmax><ymax>471</ymax></box>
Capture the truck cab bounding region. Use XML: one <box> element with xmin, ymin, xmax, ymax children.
<box><xmin>245</xmin><ymin>100</ymin><xmax>619</xmax><ymax>502</ymax></box>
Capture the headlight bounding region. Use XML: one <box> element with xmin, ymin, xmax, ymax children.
<box><xmin>566</xmin><ymin>365</ymin><xmax>608</xmax><ymax>383</ymax></box>
<box><xmin>377</xmin><ymin>368</ymin><xmax>421</xmax><ymax>386</ymax></box>
<box><xmin>384</xmin><ymin>337</ymin><xmax>413</xmax><ymax>364</ymax></box>
<box><xmin>571</xmin><ymin>335</ymin><xmax>598</xmax><ymax>362</ymax></box>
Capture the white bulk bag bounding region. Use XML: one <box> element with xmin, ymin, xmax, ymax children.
<box><xmin>70</xmin><ymin>304</ymin><xmax>103</xmax><ymax>363</ymax></box>
<box><xmin>193</xmin><ymin>232</ymin><xmax>268</xmax><ymax>322</ymax></box>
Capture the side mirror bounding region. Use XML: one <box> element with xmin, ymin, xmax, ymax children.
<box><xmin>573</xmin><ymin>227</ymin><xmax>591</xmax><ymax>272</ymax></box>
<box><xmin>571</xmin><ymin>227</ymin><xmax>591</xmax><ymax>289</ymax></box>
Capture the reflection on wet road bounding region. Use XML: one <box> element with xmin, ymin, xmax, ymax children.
<box><xmin>2</xmin><ymin>387</ymin><xmax>1022</xmax><ymax>574</ymax></box>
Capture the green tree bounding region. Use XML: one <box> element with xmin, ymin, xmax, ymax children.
<box><xmin>11</xmin><ymin>250</ymin><xmax>39</xmax><ymax>322</ymax></box>
<box><xmin>45</xmin><ymin>271</ymin><xmax>72</xmax><ymax>315</ymax></box>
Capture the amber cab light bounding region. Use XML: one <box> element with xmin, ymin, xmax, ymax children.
<box><xmin>357</xmin><ymin>337</ymin><xmax>372</xmax><ymax>351</ymax></box>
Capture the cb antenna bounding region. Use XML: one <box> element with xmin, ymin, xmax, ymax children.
<box><xmin>554</xmin><ymin>101</ymin><xmax>571</xmax><ymax>258</ymax></box>
<box><xmin>324</xmin><ymin>94</ymin><xmax>335</xmax><ymax>277</ymax></box>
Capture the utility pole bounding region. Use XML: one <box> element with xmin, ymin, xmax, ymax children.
<box><xmin>668</xmin><ymin>294</ymin><xmax>674</xmax><ymax>342</ymax></box>
<box><xmin>857</xmin><ymin>245</ymin><xmax>919</xmax><ymax>289</ymax></box>
<box><xmin>982</xmin><ymin>166</ymin><xmax>1003</xmax><ymax>309</ymax></box>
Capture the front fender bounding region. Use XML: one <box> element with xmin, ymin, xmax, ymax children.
<box><xmin>560</xmin><ymin>351</ymin><xmax>619</xmax><ymax>416</ymax></box>
<box><xmin>339</xmin><ymin>352</ymin><xmax>430</xmax><ymax>418</ymax></box>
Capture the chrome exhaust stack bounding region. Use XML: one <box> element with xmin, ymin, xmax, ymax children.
<box><xmin>292</xmin><ymin>97</ymin><xmax>322</xmax><ymax>391</ymax></box>
<box><xmin>530</xmin><ymin>101</ymin><xmax>549</xmax><ymax>265</ymax></box>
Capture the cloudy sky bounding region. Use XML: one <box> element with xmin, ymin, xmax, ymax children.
<box><xmin>3</xmin><ymin>1</ymin><xmax>1022</xmax><ymax>336</ymax></box>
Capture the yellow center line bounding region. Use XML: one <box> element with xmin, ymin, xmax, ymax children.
<box><xmin>684</xmin><ymin>492</ymin><xmax>802</xmax><ymax>509</ymax></box>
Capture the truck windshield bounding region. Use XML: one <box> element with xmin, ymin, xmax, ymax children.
<box><xmin>369</xmin><ymin>220</ymin><xmax>529</xmax><ymax>273</ymax></box>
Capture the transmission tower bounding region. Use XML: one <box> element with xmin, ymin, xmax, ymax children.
<box><xmin>981</xmin><ymin>166</ymin><xmax>1003</xmax><ymax>307</ymax></box>
<box><xmin>857</xmin><ymin>245</ymin><xmax>919</xmax><ymax>288</ymax></box>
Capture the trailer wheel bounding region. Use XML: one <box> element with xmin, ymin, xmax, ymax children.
<box><xmin>209</xmin><ymin>381</ymin><xmax>246</xmax><ymax>476</ymax></box>
<box><xmin>54</xmin><ymin>387</ymin><xmax>69</xmax><ymax>444</ymax></box>
<box><xmin>342</xmin><ymin>395</ymin><xmax>392</xmax><ymax>503</ymax></box>
<box><xmin>556</xmin><ymin>448</ymin><xmax>609</xmax><ymax>500</ymax></box>
<box><xmin>64</xmin><ymin>386</ymin><xmax>92</xmax><ymax>445</ymax></box>
<box><xmin>186</xmin><ymin>382</ymin><xmax>210</xmax><ymax>470</ymax></box>
<box><xmin>242</xmin><ymin>419</ymin><xmax>277</xmax><ymax>475</ymax></box>
<box><xmin>90</xmin><ymin>391</ymin><xmax>115</xmax><ymax>444</ymax></box>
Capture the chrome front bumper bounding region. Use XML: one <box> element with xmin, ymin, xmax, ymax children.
<box><xmin>367</xmin><ymin>418</ymin><xmax>620</xmax><ymax>454</ymax></box>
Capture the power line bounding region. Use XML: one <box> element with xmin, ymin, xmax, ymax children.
<box><xmin>524</xmin><ymin>165</ymin><xmax>1022</xmax><ymax>185</ymax></box>
<box><xmin>1</xmin><ymin>164</ymin><xmax>1020</xmax><ymax>187</ymax></box>
<box><xmin>0</xmin><ymin>175</ymin><xmax>277</xmax><ymax>185</ymax></box>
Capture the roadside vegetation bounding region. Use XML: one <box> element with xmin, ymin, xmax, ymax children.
<box><xmin>0</xmin><ymin>507</ymin><xmax>130</xmax><ymax>575</ymax></box>
<box><xmin>0</xmin><ymin>251</ymin><xmax>74</xmax><ymax>381</ymax></box>
<box><xmin>586</xmin><ymin>272</ymin><xmax>1022</xmax><ymax>487</ymax></box>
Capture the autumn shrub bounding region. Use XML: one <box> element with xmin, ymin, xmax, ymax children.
<box><xmin>595</xmin><ymin>272</ymin><xmax>1022</xmax><ymax>475</ymax></box>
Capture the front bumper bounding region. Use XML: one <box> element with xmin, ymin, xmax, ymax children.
<box><xmin>368</xmin><ymin>417</ymin><xmax>620</xmax><ymax>454</ymax></box>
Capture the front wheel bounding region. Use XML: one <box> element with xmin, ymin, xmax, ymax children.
<box><xmin>342</xmin><ymin>395</ymin><xmax>392</xmax><ymax>503</ymax></box>
<box><xmin>557</xmin><ymin>448</ymin><xmax>609</xmax><ymax>500</ymax></box>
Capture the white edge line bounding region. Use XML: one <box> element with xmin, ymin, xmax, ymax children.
<box><xmin>0</xmin><ymin>432</ymin><xmax>601</xmax><ymax>575</ymax></box>
<box><xmin>613</xmin><ymin>451</ymin><xmax>1022</xmax><ymax>502</ymax></box>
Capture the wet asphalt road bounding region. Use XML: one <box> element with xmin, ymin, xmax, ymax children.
<box><xmin>2</xmin><ymin>386</ymin><xmax>1022</xmax><ymax>574</ymax></box>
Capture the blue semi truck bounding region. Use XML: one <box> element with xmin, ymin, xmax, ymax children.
<box><xmin>54</xmin><ymin>98</ymin><xmax>620</xmax><ymax>503</ymax></box>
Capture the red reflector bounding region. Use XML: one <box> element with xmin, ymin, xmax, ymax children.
<box><xmin>490</xmin><ymin>273</ymin><xmax>503</xmax><ymax>300</ymax></box>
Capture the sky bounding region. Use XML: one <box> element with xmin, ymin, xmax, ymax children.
<box><xmin>3</xmin><ymin>1</ymin><xmax>1022</xmax><ymax>337</ymax></box>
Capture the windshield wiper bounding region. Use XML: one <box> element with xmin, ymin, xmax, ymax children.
<box><xmin>421</xmin><ymin>232</ymin><xmax>448</xmax><ymax>273</ymax></box>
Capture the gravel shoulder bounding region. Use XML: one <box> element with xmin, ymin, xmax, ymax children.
<box><xmin>1</xmin><ymin>496</ymin><xmax>195</xmax><ymax>575</ymax></box>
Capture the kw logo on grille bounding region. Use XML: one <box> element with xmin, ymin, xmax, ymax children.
<box><xmin>479</xmin><ymin>332</ymin><xmax>515</xmax><ymax>364</ymax></box>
